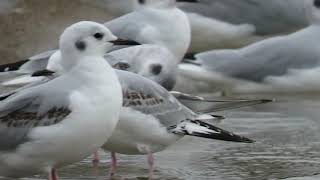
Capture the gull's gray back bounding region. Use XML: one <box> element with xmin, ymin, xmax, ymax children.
<box><xmin>104</xmin><ymin>10</ymin><xmax>152</xmax><ymax>44</ymax></box>
<box><xmin>116</xmin><ymin>70</ymin><xmax>195</xmax><ymax>128</ymax></box>
<box><xmin>198</xmin><ymin>26</ymin><xmax>320</xmax><ymax>82</ymax></box>
<box><xmin>179</xmin><ymin>0</ymin><xmax>308</xmax><ymax>35</ymax></box>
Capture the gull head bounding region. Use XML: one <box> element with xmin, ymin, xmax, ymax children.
<box><xmin>134</xmin><ymin>45</ymin><xmax>178</xmax><ymax>91</ymax></box>
<box><xmin>59</xmin><ymin>21</ymin><xmax>118</xmax><ymax>59</ymax></box>
<box><xmin>305</xmin><ymin>0</ymin><xmax>320</xmax><ymax>24</ymax></box>
<box><xmin>142</xmin><ymin>61</ymin><xmax>178</xmax><ymax>91</ymax></box>
<box><xmin>136</xmin><ymin>0</ymin><xmax>198</xmax><ymax>9</ymax></box>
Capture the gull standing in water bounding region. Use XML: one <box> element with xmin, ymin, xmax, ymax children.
<box><xmin>178</xmin><ymin>0</ymin><xmax>320</xmax><ymax>94</ymax></box>
<box><xmin>102</xmin><ymin>70</ymin><xmax>253</xmax><ymax>179</ymax></box>
<box><xmin>0</xmin><ymin>21</ymin><xmax>123</xmax><ymax>179</ymax></box>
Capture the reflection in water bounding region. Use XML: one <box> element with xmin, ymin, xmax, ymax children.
<box><xmin>1</xmin><ymin>94</ymin><xmax>320</xmax><ymax>180</ymax></box>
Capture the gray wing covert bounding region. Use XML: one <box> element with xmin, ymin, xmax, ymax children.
<box><xmin>0</xmin><ymin>85</ymin><xmax>71</xmax><ymax>151</ymax></box>
<box><xmin>198</xmin><ymin>35</ymin><xmax>320</xmax><ymax>82</ymax></box>
<box><xmin>104</xmin><ymin>10</ymin><xmax>158</xmax><ymax>45</ymax></box>
<box><xmin>116</xmin><ymin>70</ymin><xmax>195</xmax><ymax>128</ymax></box>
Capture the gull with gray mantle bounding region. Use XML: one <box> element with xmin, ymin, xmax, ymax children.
<box><xmin>0</xmin><ymin>21</ymin><xmax>123</xmax><ymax>180</ymax></box>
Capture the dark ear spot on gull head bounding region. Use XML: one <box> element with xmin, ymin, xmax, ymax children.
<box><xmin>75</xmin><ymin>40</ymin><xmax>86</xmax><ymax>51</ymax></box>
<box><xmin>315</xmin><ymin>0</ymin><xmax>320</xmax><ymax>8</ymax></box>
<box><xmin>150</xmin><ymin>64</ymin><xmax>162</xmax><ymax>75</ymax></box>
<box><xmin>138</xmin><ymin>0</ymin><xmax>146</xmax><ymax>4</ymax></box>
<box><xmin>176</xmin><ymin>0</ymin><xmax>199</xmax><ymax>3</ymax></box>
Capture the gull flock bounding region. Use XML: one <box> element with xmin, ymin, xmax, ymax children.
<box><xmin>0</xmin><ymin>0</ymin><xmax>318</xmax><ymax>179</ymax></box>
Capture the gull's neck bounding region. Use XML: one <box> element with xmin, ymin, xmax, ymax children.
<box><xmin>143</xmin><ymin>0</ymin><xmax>176</xmax><ymax>9</ymax></box>
<box><xmin>69</xmin><ymin>55</ymin><xmax>117</xmax><ymax>87</ymax></box>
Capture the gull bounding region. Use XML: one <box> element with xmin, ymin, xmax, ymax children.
<box><xmin>0</xmin><ymin>21</ymin><xmax>123</xmax><ymax>179</ymax></box>
<box><xmin>179</xmin><ymin>0</ymin><xmax>308</xmax><ymax>36</ymax></box>
<box><xmin>104</xmin><ymin>0</ymin><xmax>197</xmax><ymax>61</ymax></box>
<box><xmin>178</xmin><ymin>0</ymin><xmax>320</xmax><ymax>94</ymax></box>
<box><xmin>103</xmin><ymin>0</ymin><xmax>260</xmax><ymax>55</ymax></box>
<box><xmin>101</xmin><ymin>70</ymin><xmax>254</xmax><ymax>178</ymax></box>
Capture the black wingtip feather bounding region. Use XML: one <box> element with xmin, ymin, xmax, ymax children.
<box><xmin>188</xmin><ymin>120</ymin><xmax>254</xmax><ymax>143</ymax></box>
<box><xmin>0</xmin><ymin>59</ymin><xmax>30</xmax><ymax>72</ymax></box>
<box><xmin>184</xmin><ymin>52</ymin><xmax>197</xmax><ymax>60</ymax></box>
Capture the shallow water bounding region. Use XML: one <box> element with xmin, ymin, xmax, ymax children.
<box><xmin>2</xmin><ymin>94</ymin><xmax>320</xmax><ymax>180</ymax></box>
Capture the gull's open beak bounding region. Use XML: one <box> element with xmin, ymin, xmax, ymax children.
<box><xmin>110</xmin><ymin>38</ymin><xmax>141</xmax><ymax>46</ymax></box>
<box><xmin>177</xmin><ymin>0</ymin><xmax>199</xmax><ymax>3</ymax></box>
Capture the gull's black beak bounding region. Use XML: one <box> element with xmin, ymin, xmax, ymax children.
<box><xmin>177</xmin><ymin>0</ymin><xmax>199</xmax><ymax>3</ymax></box>
<box><xmin>110</xmin><ymin>38</ymin><xmax>141</xmax><ymax>46</ymax></box>
<box><xmin>31</xmin><ymin>69</ymin><xmax>55</xmax><ymax>77</ymax></box>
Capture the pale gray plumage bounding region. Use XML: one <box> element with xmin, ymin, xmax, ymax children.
<box><xmin>0</xmin><ymin>76</ymin><xmax>70</xmax><ymax>151</ymax></box>
<box><xmin>191</xmin><ymin>26</ymin><xmax>320</xmax><ymax>83</ymax></box>
<box><xmin>179</xmin><ymin>0</ymin><xmax>308</xmax><ymax>35</ymax></box>
<box><xmin>117</xmin><ymin>70</ymin><xmax>197</xmax><ymax>128</ymax></box>
<box><xmin>104</xmin><ymin>1</ymin><xmax>191</xmax><ymax>61</ymax></box>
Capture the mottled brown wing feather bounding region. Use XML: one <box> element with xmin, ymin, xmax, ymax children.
<box><xmin>123</xmin><ymin>90</ymin><xmax>165</xmax><ymax>107</ymax></box>
<box><xmin>0</xmin><ymin>106</ymin><xmax>70</xmax><ymax>128</ymax></box>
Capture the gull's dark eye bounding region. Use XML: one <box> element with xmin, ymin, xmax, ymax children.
<box><xmin>138</xmin><ymin>0</ymin><xmax>146</xmax><ymax>4</ymax></box>
<box><xmin>150</xmin><ymin>64</ymin><xmax>162</xmax><ymax>75</ymax></box>
<box><xmin>315</xmin><ymin>0</ymin><xmax>320</xmax><ymax>8</ymax></box>
<box><xmin>93</xmin><ymin>32</ymin><xmax>104</xmax><ymax>40</ymax></box>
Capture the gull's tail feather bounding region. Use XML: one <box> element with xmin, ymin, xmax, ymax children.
<box><xmin>171</xmin><ymin>120</ymin><xmax>253</xmax><ymax>143</ymax></box>
<box><xmin>171</xmin><ymin>91</ymin><xmax>273</xmax><ymax>113</ymax></box>
<box><xmin>0</xmin><ymin>50</ymin><xmax>55</xmax><ymax>84</ymax></box>
<box><xmin>183</xmin><ymin>52</ymin><xmax>197</xmax><ymax>60</ymax></box>
<box><xmin>196</xmin><ymin>99</ymin><xmax>273</xmax><ymax>113</ymax></box>
<box><xmin>1</xmin><ymin>75</ymin><xmax>47</xmax><ymax>87</ymax></box>
<box><xmin>196</xmin><ymin>113</ymin><xmax>225</xmax><ymax>124</ymax></box>
<box><xmin>0</xmin><ymin>60</ymin><xmax>30</xmax><ymax>82</ymax></box>
<box><xmin>0</xmin><ymin>59</ymin><xmax>29</xmax><ymax>72</ymax></box>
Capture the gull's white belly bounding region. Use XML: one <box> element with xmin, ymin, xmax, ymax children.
<box><xmin>102</xmin><ymin>107</ymin><xmax>181</xmax><ymax>155</ymax></box>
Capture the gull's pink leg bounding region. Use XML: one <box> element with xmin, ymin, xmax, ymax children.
<box><xmin>93</xmin><ymin>151</ymin><xmax>100</xmax><ymax>166</ymax></box>
<box><xmin>92</xmin><ymin>151</ymin><xmax>100</xmax><ymax>176</ymax></box>
<box><xmin>109</xmin><ymin>152</ymin><xmax>117</xmax><ymax>177</ymax></box>
<box><xmin>48</xmin><ymin>168</ymin><xmax>59</xmax><ymax>180</ymax></box>
<box><xmin>147</xmin><ymin>152</ymin><xmax>155</xmax><ymax>180</ymax></box>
